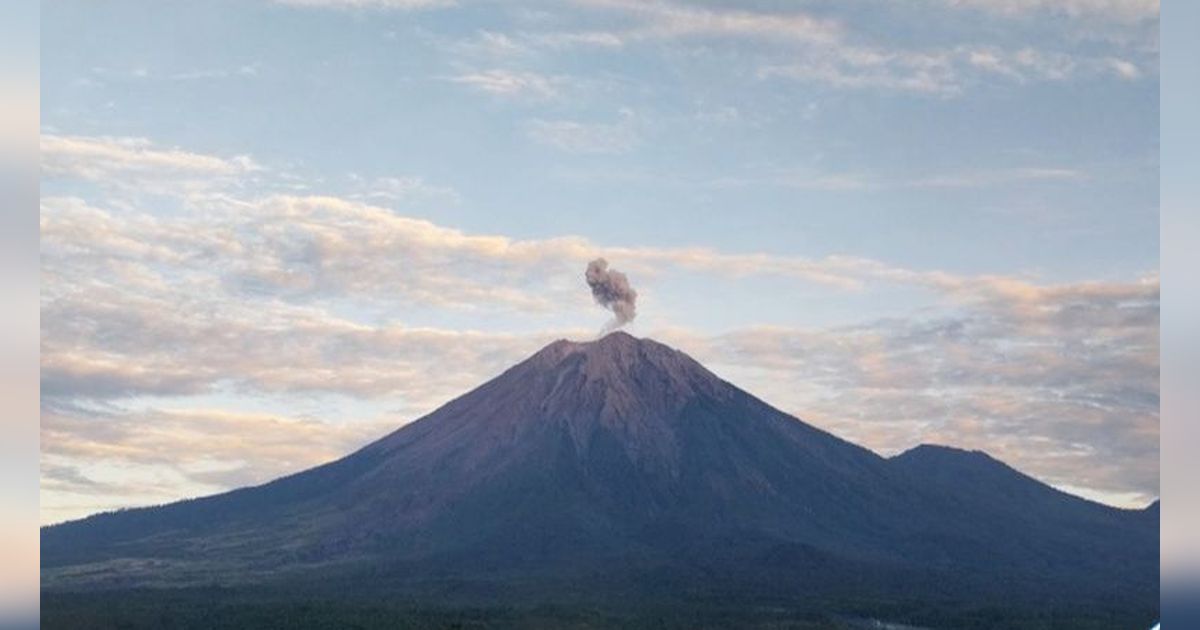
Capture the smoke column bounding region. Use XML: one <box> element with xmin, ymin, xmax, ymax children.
<box><xmin>585</xmin><ymin>258</ymin><xmax>637</xmax><ymax>331</ymax></box>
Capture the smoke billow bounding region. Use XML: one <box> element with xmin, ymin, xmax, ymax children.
<box><xmin>585</xmin><ymin>258</ymin><xmax>637</xmax><ymax>330</ymax></box>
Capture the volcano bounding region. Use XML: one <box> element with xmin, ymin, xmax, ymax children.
<box><xmin>41</xmin><ymin>332</ymin><xmax>1159</xmax><ymax>626</ymax></box>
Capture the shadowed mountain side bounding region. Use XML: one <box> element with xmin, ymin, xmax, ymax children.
<box><xmin>41</xmin><ymin>332</ymin><xmax>1158</xmax><ymax>621</ymax></box>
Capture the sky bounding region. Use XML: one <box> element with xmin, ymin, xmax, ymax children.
<box><xmin>39</xmin><ymin>0</ymin><xmax>1159</xmax><ymax>524</ymax></box>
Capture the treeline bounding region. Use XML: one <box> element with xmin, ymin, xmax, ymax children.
<box><xmin>41</xmin><ymin>588</ymin><xmax>1156</xmax><ymax>630</ymax></box>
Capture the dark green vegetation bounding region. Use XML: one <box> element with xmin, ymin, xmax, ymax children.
<box><xmin>42</xmin><ymin>587</ymin><xmax>1155</xmax><ymax>630</ymax></box>
<box><xmin>42</xmin><ymin>333</ymin><xmax>1159</xmax><ymax>629</ymax></box>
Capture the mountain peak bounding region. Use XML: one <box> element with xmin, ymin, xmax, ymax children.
<box><xmin>373</xmin><ymin>333</ymin><xmax>737</xmax><ymax>474</ymax></box>
<box><xmin>595</xmin><ymin>329</ymin><xmax>637</xmax><ymax>343</ymax></box>
<box><xmin>531</xmin><ymin>330</ymin><xmax>640</xmax><ymax>363</ymax></box>
<box><xmin>529</xmin><ymin>332</ymin><xmax>697</xmax><ymax>383</ymax></box>
<box><xmin>552</xmin><ymin>333</ymin><xmax>721</xmax><ymax>406</ymax></box>
<box><xmin>542</xmin><ymin>330</ymin><xmax>653</xmax><ymax>353</ymax></box>
<box><xmin>894</xmin><ymin>443</ymin><xmax>996</xmax><ymax>463</ymax></box>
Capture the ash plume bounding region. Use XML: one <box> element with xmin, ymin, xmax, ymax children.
<box><xmin>585</xmin><ymin>258</ymin><xmax>637</xmax><ymax>331</ymax></box>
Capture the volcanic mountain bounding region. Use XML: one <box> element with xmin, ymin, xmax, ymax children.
<box><xmin>41</xmin><ymin>332</ymin><xmax>1158</xmax><ymax>624</ymax></box>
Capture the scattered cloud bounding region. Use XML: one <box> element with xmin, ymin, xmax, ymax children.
<box><xmin>89</xmin><ymin>64</ymin><xmax>261</xmax><ymax>83</ymax></box>
<box><xmin>448</xmin><ymin>69</ymin><xmax>564</xmax><ymax>100</ymax></box>
<box><xmin>40</xmin><ymin>246</ymin><xmax>570</xmax><ymax>403</ymax></box>
<box><xmin>278</xmin><ymin>0</ymin><xmax>1151</xmax><ymax>97</ymax></box>
<box><xmin>38</xmin><ymin>132</ymin><xmax>1159</xmax><ymax>520</ymax></box>
<box><xmin>575</xmin><ymin>0</ymin><xmax>842</xmax><ymax>45</ymax></box>
<box><xmin>458</xmin><ymin>31</ymin><xmax>533</xmax><ymax>58</ymax></box>
<box><xmin>491</xmin><ymin>0</ymin><xmax>1156</xmax><ymax>95</ymax></box>
<box><xmin>1105</xmin><ymin>57</ymin><xmax>1141</xmax><ymax>79</ymax></box>
<box><xmin>40</xmin><ymin>258</ymin><xmax>1159</xmax><ymax>516</ymax></box>
<box><xmin>272</xmin><ymin>0</ymin><xmax>1158</xmax><ymax>25</ymax></box>
<box><xmin>906</xmin><ymin>166</ymin><xmax>1088</xmax><ymax>188</ymax></box>
<box><xmin>346</xmin><ymin>173</ymin><xmax>461</xmax><ymax>205</ymax></box>
<box><xmin>525</xmin><ymin>30</ymin><xmax>625</xmax><ymax>50</ymax></box>
<box><xmin>165</xmin><ymin>64</ymin><xmax>261</xmax><ymax>81</ymax></box>
<box><xmin>272</xmin><ymin>0</ymin><xmax>454</xmax><ymax>10</ymax></box>
<box><xmin>41</xmin><ymin>405</ymin><xmax>398</xmax><ymax>524</ymax></box>
<box><xmin>526</xmin><ymin>108</ymin><xmax>639</xmax><ymax>153</ymax></box>
<box><xmin>41</xmin><ymin>134</ymin><xmax>260</xmax><ymax>182</ymax></box>
<box><xmin>759</xmin><ymin>44</ymin><xmax>1145</xmax><ymax>95</ymax></box>
<box><xmin>711</xmin><ymin>165</ymin><xmax>1087</xmax><ymax>192</ymax></box>
<box><xmin>941</xmin><ymin>0</ymin><xmax>1158</xmax><ymax>22</ymax></box>
<box><xmin>657</xmin><ymin>275</ymin><xmax>1159</xmax><ymax>506</ymax></box>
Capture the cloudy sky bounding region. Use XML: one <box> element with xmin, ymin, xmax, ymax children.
<box><xmin>40</xmin><ymin>0</ymin><xmax>1158</xmax><ymax>524</ymax></box>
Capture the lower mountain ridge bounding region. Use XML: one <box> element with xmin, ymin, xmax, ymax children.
<box><xmin>42</xmin><ymin>332</ymin><xmax>1159</xmax><ymax>628</ymax></box>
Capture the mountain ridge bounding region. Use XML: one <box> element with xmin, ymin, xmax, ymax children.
<box><xmin>41</xmin><ymin>332</ymin><xmax>1158</xmax><ymax>626</ymax></box>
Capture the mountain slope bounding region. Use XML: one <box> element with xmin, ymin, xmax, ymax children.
<box><xmin>41</xmin><ymin>332</ymin><xmax>1158</xmax><ymax>618</ymax></box>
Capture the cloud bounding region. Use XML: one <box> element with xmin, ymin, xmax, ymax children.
<box><xmin>39</xmin><ymin>133</ymin><xmax>1158</xmax><ymax>516</ymax></box>
<box><xmin>46</xmin><ymin>180</ymin><xmax>1014</xmax><ymax>322</ymax></box>
<box><xmin>906</xmin><ymin>166</ymin><xmax>1088</xmax><ymax>188</ymax></box>
<box><xmin>576</xmin><ymin>0</ymin><xmax>842</xmax><ymax>45</ymax></box>
<box><xmin>941</xmin><ymin>0</ymin><xmax>1158</xmax><ymax>22</ymax></box>
<box><xmin>40</xmin><ymin>134</ymin><xmax>265</xmax><ymax>201</ymax></box>
<box><xmin>40</xmin><ymin>269</ymin><xmax>1159</xmax><ymax>514</ymax></box>
<box><xmin>40</xmin><ymin>270</ymin><xmax>570</xmax><ymax>405</ymax></box>
<box><xmin>526</xmin><ymin>109</ymin><xmax>639</xmax><ymax>153</ymax></box>
<box><xmin>735</xmin><ymin>170</ymin><xmax>876</xmax><ymax>192</ymax></box>
<box><xmin>40</xmin><ymin>404</ymin><xmax>399</xmax><ymax>524</ymax></box>
<box><xmin>88</xmin><ymin>64</ymin><xmax>262</xmax><ymax>83</ymax></box>
<box><xmin>41</xmin><ymin>134</ymin><xmax>260</xmax><ymax>182</ymax></box>
<box><xmin>711</xmin><ymin>165</ymin><xmax>1086</xmax><ymax>192</ymax></box>
<box><xmin>38</xmin><ymin>177</ymin><xmax>1135</xmax><ymax>342</ymax></box>
<box><xmin>272</xmin><ymin>0</ymin><xmax>454</xmax><ymax>10</ymax></box>
<box><xmin>448</xmin><ymin>69</ymin><xmax>564</xmax><ymax>100</ymax></box>
<box><xmin>755</xmin><ymin>44</ymin><xmax>967</xmax><ymax>95</ymax></box>
<box><xmin>656</xmin><ymin>276</ymin><xmax>1159</xmax><ymax>506</ymax></box>
<box><xmin>41</xmin><ymin>134</ymin><xmax>458</xmax><ymax>209</ymax></box>
<box><xmin>567</xmin><ymin>0</ymin><xmax>911</xmax><ymax>94</ymax></box>
<box><xmin>759</xmin><ymin>44</ymin><xmax>1146</xmax><ymax>94</ymax></box>
<box><xmin>346</xmin><ymin>174</ymin><xmax>461</xmax><ymax>205</ymax></box>
<box><xmin>521</xmin><ymin>0</ymin><xmax>1155</xmax><ymax>94</ymax></box>
<box><xmin>525</xmin><ymin>31</ymin><xmax>625</xmax><ymax>50</ymax></box>
<box><xmin>38</xmin><ymin>189</ymin><xmax>1076</xmax><ymax>409</ymax></box>
<box><xmin>1105</xmin><ymin>57</ymin><xmax>1142</xmax><ymax>79</ymax></box>
<box><xmin>457</xmin><ymin>31</ymin><xmax>533</xmax><ymax>58</ymax></box>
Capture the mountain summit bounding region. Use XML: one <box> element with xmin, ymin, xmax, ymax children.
<box><xmin>42</xmin><ymin>333</ymin><xmax>1158</xmax><ymax>623</ymax></box>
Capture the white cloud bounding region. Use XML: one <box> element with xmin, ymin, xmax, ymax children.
<box><xmin>41</xmin><ymin>134</ymin><xmax>260</xmax><ymax>181</ymax></box>
<box><xmin>577</xmin><ymin>0</ymin><xmax>842</xmax><ymax>45</ymax></box>
<box><xmin>534</xmin><ymin>0</ymin><xmax>1155</xmax><ymax>94</ymax></box>
<box><xmin>760</xmin><ymin>44</ymin><xmax>1145</xmax><ymax>94</ymax></box>
<box><xmin>942</xmin><ymin>0</ymin><xmax>1158</xmax><ymax>22</ymax></box>
<box><xmin>906</xmin><ymin>166</ymin><xmax>1088</xmax><ymax>188</ymax></box>
<box><xmin>39</xmin><ymin>132</ymin><xmax>1159</xmax><ymax>518</ymax></box>
<box><xmin>347</xmin><ymin>174</ymin><xmax>461</xmax><ymax>205</ymax></box>
<box><xmin>656</xmin><ymin>277</ymin><xmax>1159</xmax><ymax>506</ymax></box>
<box><xmin>526</xmin><ymin>31</ymin><xmax>625</xmax><ymax>49</ymax></box>
<box><xmin>40</xmin><ymin>263</ymin><xmax>1159</xmax><ymax>515</ymax></box>
<box><xmin>526</xmin><ymin>109</ymin><xmax>639</xmax><ymax>153</ymax></box>
<box><xmin>454</xmin><ymin>31</ymin><xmax>534</xmax><ymax>58</ymax></box>
<box><xmin>711</xmin><ymin>165</ymin><xmax>1087</xmax><ymax>192</ymax></box>
<box><xmin>273</xmin><ymin>0</ymin><xmax>454</xmax><ymax>10</ymax></box>
<box><xmin>449</xmin><ymin>69</ymin><xmax>564</xmax><ymax>100</ymax></box>
<box><xmin>1106</xmin><ymin>57</ymin><xmax>1142</xmax><ymax>79</ymax></box>
<box><xmin>41</xmin><ymin>405</ymin><xmax>399</xmax><ymax>524</ymax></box>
